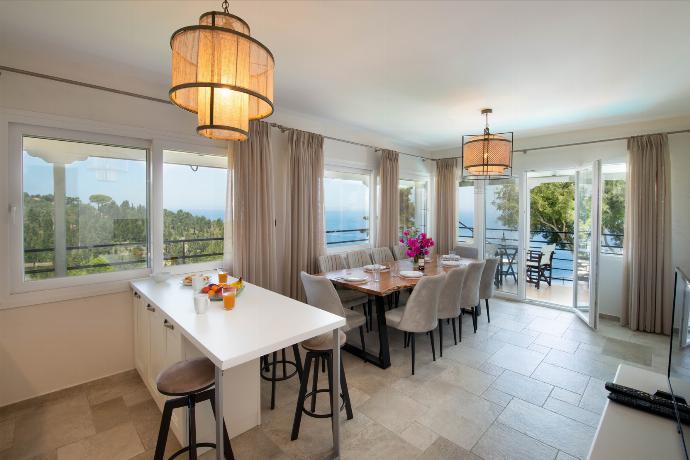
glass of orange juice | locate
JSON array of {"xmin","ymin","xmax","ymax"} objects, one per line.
[
  {"xmin": 222, "ymin": 287, "xmax": 237, "ymax": 310},
  {"xmin": 218, "ymin": 271, "xmax": 228, "ymax": 284}
]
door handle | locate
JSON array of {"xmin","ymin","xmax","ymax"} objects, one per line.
[
  {"xmin": 163, "ymin": 320, "xmax": 174, "ymax": 330},
  {"xmin": 146, "ymin": 304, "xmax": 155, "ymax": 312}
]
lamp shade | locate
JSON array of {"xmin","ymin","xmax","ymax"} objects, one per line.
[
  {"xmin": 462, "ymin": 132, "xmax": 513, "ymax": 177},
  {"xmin": 170, "ymin": 11, "xmax": 274, "ymax": 141}
]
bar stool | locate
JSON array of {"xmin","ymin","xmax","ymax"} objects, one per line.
[
  {"xmin": 291, "ymin": 330, "xmax": 352, "ymax": 441},
  {"xmin": 260, "ymin": 344, "xmax": 303, "ymax": 410},
  {"xmin": 154, "ymin": 357, "xmax": 234, "ymax": 460}
]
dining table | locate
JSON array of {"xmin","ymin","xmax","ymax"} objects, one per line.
[{"xmin": 319, "ymin": 255, "xmax": 472, "ymax": 369}]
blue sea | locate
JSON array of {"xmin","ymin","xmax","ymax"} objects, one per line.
[{"xmin": 326, "ymin": 210, "xmax": 370, "ymax": 246}]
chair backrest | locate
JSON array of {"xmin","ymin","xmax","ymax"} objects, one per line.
[
  {"xmin": 437, "ymin": 267, "xmax": 467, "ymax": 319},
  {"xmin": 540, "ymin": 244, "xmax": 556, "ymax": 265},
  {"xmin": 485, "ymin": 243, "xmax": 498, "ymax": 258},
  {"xmin": 300, "ymin": 272, "xmax": 346, "ymax": 317},
  {"xmin": 454, "ymin": 245, "xmax": 478, "ymax": 259},
  {"xmin": 458, "ymin": 260, "xmax": 486, "ymax": 308},
  {"xmin": 399, "ymin": 273, "xmax": 446, "ymax": 332},
  {"xmin": 371, "ymin": 247, "xmax": 394, "ymax": 265},
  {"xmin": 317, "ymin": 254, "xmax": 347, "ymax": 273},
  {"xmin": 479, "ymin": 258, "xmax": 500, "ymax": 299},
  {"xmin": 347, "ymin": 249, "xmax": 372, "ymax": 268},
  {"xmin": 392, "ymin": 244, "xmax": 408, "ymax": 260}
]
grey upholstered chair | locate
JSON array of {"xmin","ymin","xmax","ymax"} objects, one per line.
[
  {"xmin": 317, "ymin": 254, "xmax": 371, "ymax": 330},
  {"xmin": 392, "ymin": 244, "xmax": 408, "ymax": 260},
  {"xmin": 300, "ymin": 272, "xmax": 367, "ymax": 355},
  {"xmin": 384, "ymin": 273, "xmax": 446, "ymax": 375},
  {"xmin": 371, "ymin": 247, "xmax": 395, "ymax": 265},
  {"xmin": 436, "ymin": 267, "xmax": 467, "ymax": 357},
  {"xmin": 347, "ymin": 250, "xmax": 372, "ymax": 268},
  {"xmin": 454, "ymin": 245, "xmax": 479, "ymax": 259},
  {"xmin": 479, "ymin": 258, "xmax": 500, "ymax": 323},
  {"xmin": 458, "ymin": 260, "xmax": 486, "ymax": 336}
]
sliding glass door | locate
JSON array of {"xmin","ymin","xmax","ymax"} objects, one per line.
[{"xmin": 484, "ymin": 178, "xmax": 520, "ymax": 296}]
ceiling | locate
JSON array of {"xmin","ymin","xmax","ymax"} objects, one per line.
[{"xmin": 2, "ymin": 0, "xmax": 690, "ymax": 152}]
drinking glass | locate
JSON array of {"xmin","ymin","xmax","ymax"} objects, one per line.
[
  {"xmin": 193, "ymin": 294, "xmax": 208, "ymax": 315},
  {"xmin": 223, "ymin": 288, "xmax": 237, "ymax": 310},
  {"xmin": 191, "ymin": 275, "xmax": 205, "ymax": 292},
  {"xmin": 372, "ymin": 267, "xmax": 381, "ymax": 282},
  {"xmin": 218, "ymin": 271, "xmax": 228, "ymax": 284}
]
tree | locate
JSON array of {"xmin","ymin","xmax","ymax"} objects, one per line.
[
  {"xmin": 89, "ymin": 194, "xmax": 113, "ymax": 211},
  {"xmin": 399, "ymin": 186, "xmax": 416, "ymax": 231},
  {"xmin": 601, "ymin": 179, "xmax": 625, "ymax": 250}
]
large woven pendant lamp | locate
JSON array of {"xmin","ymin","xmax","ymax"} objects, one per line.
[
  {"xmin": 169, "ymin": 0, "xmax": 274, "ymax": 141},
  {"xmin": 462, "ymin": 109, "xmax": 513, "ymax": 178}
]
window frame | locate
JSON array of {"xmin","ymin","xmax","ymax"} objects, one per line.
[
  {"xmin": 399, "ymin": 175, "xmax": 430, "ymax": 236},
  {"xmin": 599, "ymin": 162, "xmax": 626, "ymax": 257},
  {"xmin": 456, "ymin": 178, "xmax": 478, "ymax": 245},
  {"xmin": 323, "ymin": 162, "xmax": 375, "ymax": 253},
  {"xmin": 8, "ymin": 123, "xmax": 152, "ymax": 294}
]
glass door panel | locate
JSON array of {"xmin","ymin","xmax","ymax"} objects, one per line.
[
  {"xmin": 485, "ymin": 178, "xmax": 520, "ymax": 295},
  {"xmin": 574, "ymin": 162, "xmax": 600, "ymax": 328}
]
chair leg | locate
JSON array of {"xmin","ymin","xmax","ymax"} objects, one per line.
[
  {"xmin": 153, "ymin": 399, "xmax": 175, "ymax": 460},
  {"xmin": 340, "ymin": 359, "xmax": 354, "ymax": 420},
  {"xmin": 310, "ymin": 354, "xmax": 320, "ymax": 413},
  {"xmin": 472, "ymin": 306, "xmax": 478, "ymax": 333},
  {"xmin": 362, "ymin": 303, "xmax": 369, "ymax": 333},
  {"xmin": 438, "ymin": 319, "xmax": 443, "ymax": 358},
  {"xmin": 485, "ymin": 299, "xmax": 490, "ymax": 323},
  {"xmin": 403, "ymin": 331, "xmax": 408, "ymax": 348},
  {"xmin": 410, "ymin": 333, "xmax": 416, "ymax": 375},
  {"xmin": 359, "ymin": 326, "xmax": 366, "ymax": 361},
  {"xmin": 291, "ymin": 353, "xmax": 313, "ymax": 441},
  {"xmin": 429, "ymin": 329, "xmax": 436, "ymax": 361},
  {"xmin": 282, "ymin": 348, "xmax": 287, "ymax": 376},
  {"xmin": 458, "ymin": 313, "xmax": 463, "ymax": 342},
  {"xmin": 451, "ymin": 317, "xmax": 458, "ymax": 345},
  {"xmin": 270, "ymin": 351, "xmax": 277, "ymax": 410},
  {"xmin": 188, "ymin": 395, "xmax": 197, "ymax": 460},
  {"xmin": 209, "ymin": 391, "xmax": 235, "ymax": 460}
]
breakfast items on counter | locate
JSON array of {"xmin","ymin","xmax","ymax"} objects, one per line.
[
  {"xmin": 202, "ymin": 277, "xmax": 245, "ymax": 301},
  {"xmin": 183, "ymin": 274, "xmax": 209, "ymax": 286}
]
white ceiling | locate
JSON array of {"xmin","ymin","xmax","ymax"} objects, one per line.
[{"xmin": 1, "ymin": 0, "xmax": 690, "ymax": 152}]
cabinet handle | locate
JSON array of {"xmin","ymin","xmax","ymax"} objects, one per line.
[
  {"xmin": 163, "ymin": 320, "xmax": 174, "ymax": 330},
  {"xmin": 134, "ymin": 292, "xmax": 140, "ymax": 299},
  {"xmin": 146, "ymin": 304, "xmax": 155, "ymax": 312}
]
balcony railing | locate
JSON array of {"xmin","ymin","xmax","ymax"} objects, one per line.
[
  {"xmin": 326, "ymin": 227, "xmax": 370, "ymax": 246},
  {"xmin": 24, "ymin": 237, "xmax": 224, "ymax": 276}
]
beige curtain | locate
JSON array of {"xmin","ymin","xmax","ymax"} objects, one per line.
[
  {"xmin": 283, "ymin": 129, "xmax": 326, "ymax": 301},
  {"xmin": 622, "ymin": 134, "xmax": 673, "ymax": 334},
  {"xmin": 435, "ymin": 158, "xmax": 457, "ymax": 256},
  {"xmin": 225, "ymin": 121, "xmax": 276, "ymax": 290},
  {"xmin": 377, "ymin": 149, "xmax": 400, "ymax": 247}
]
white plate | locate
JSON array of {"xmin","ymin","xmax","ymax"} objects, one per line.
[
  {"xmin": 441, "ymin": 260, "xmax": 462, "ymax": 266},
  {"xmin": 343, "ymin": 276, "xmax": 368, "ymax": 283},
  {"xmin": 363, "ymin": 264, "xmax": 389, "ymax": 272},
  {"xmin": 399, "ymin": 270, "xmax": 423, "ymax": 279}
]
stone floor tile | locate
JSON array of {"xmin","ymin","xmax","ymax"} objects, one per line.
[
  {"xmin": 544, "ymin": 349, "xmax": 618, "ymax": 382},
  {"xmin": 436, "ymin": 362, "xmax": 497, "ymax": 395},
  {"xmin": 551, "ymin": 387, "xmax": 582, "ymax": 406},
  {"xmin": 418, "ymin": 436, "xmax": 481, "ymax": 460},
  {"xmin": 491, "ymin": 370, "xmax": 554, "ymax": 406},
  {"xmin": 532, "ymin": 363, "xmax": 589, "ymax": 394},
  {"xmin": 492, "ymin": 329, "xmax": 537, "ymax": 348},
  {"xmin": 481, "ymin": 388, "xmax": 513, "ymax": 407},
  {"xmin": 488, "ymin": 344, "xmax": 545, "ymax": 376},
  {"xmin": 529, "ymin": 344, "xmax": 552, "ymax": 355},
  {"xmin": 90, "ymin": 397, "xmax": 130, "ymax": 433},
  {"xmin": 0, "ymin": 418, "xmax": 15, "ymax": 451},
  {"xmin": 556, "ymin": 450, "xmax": 579, "ymax": 460},
  {"xmin": 601, "ymin": 337, "xmax": 653, "ymax": 366},
  {"xmin": 398, "ymin": 421, "xmax": 439, "ymax": 452},
  {"xmin": 56, "ymin": 422, "xmax": 144, "ymax": 460},
  {"xmin": 340, "ymin": 423, "xmax": 421, "ymax": 460},
  {"xmin": 358, "ymin": 389, "xmax": 428, "ymax": 434},
  {"xmin": 535, "ymin": 334, "xmax": 580, "ymax": 353},
  {"xmin": 472, "ymin": 422, "xmax": 558, "ymax": 460},
  {"xmin": 579, "ymin": 378, "xmax": 608, "ymax": 415},
  {"xmin": 544, "ymin": 397, "xmax": 601, "ymax": 428}
]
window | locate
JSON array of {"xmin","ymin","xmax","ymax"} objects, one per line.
[
  {"xmin": 457, "ymin": 180, "xmax": 475, "ymax": 243},
  {"xmin": 324, "ymin": 169, "xmax": 371, "ymax": 247},
  {"xmin": 163, "ymin": 150, "xmax": 226, "ymax": 266},
  {"xmin": 21, "ymin": 136, "xmax": 148, "ymax": 280},
  {"xmin": 399, "ymin": 178, "xmax": 428, "ymax": 234},
  {"xmin": 600, "ymin": 163, "xmax": 626, "ymax": 255}
]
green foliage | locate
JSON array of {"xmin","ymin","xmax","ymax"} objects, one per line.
[
  {"xmin": 601, "ymin": 179, "xmax": 625, "ymax": 249},
  {"xmin": 399, "ymin": 186, "xmax": 416, "ymax": 231}
]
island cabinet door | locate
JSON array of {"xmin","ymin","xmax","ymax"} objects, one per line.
[
  {"xmin": 148, "ymin": 308, "xmax": 167, "ymax": 403},
  {"xmin": 132, "ymin": 291, "xmax": 150, "ymax": 379}
]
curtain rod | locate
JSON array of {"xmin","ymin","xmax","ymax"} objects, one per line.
[
  {"xmin": 0, "ymin": 65, "xmax": 431, "ymax": 161},
  {"xmin": 265, "ymin": 122, "xmax": 429, "ymax": 160}
]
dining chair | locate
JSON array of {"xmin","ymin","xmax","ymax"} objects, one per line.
[
  {"xmin": 392, "ymin": 244, "xmax": 408, "ymax": 260},
  {"xmin": 436, "ymin": 267, "xmax": 467, "ymax": 357},
  {"xmin": 346, "ymin": 249, "xmax": 373, "ymax": 268},
  {"xmin": 458, "ymin": 260, "xmax": 486, "ymax": 336},
  {"xmin": 317, "ymin": 254, "xmax": 372, "ymax": 331},
  {"xmin": 453, "ymin": 246, "xmax": 479, "ymax": 259},
  {"xmin": 384, "ymin": 273, "xmax": 446, "ymax": 375},
  {"xmin": 371, "ymin": 247, "xmax": 395, "ymax": 265},
  {"xmin": 438, "ymin": 267, "xmax": 467, "ymax": 356},
  {"xmin": 300, "ymin": 272, "xmax": 367, "ymax": 355},
  {"xmin": 478, "ymin": 258, "xmax": 499, "ymax": 323}
]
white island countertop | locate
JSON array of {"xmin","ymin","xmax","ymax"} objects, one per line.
[{"xmin": 131, "ymin": 275, "xmax": 346, "ymax": 370}]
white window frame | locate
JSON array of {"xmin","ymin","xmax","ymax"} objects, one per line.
[
  {"xmin": 399, "ymin": 174, "xmax": 431, "ymax": 236},
  {"xmin": 158, "ymin": 142, "xmax": 228, "ymax": 275},
  {"xmin": 456, "ymin": 176, "xmax": 480, "ymax": 246},
  {"xmin": 324, "ymin": 162, "xmax": 376, "ymax": 253},
  {"xmin": 8, "ymin": 123, "xmax": 152, "ymax": 294}
]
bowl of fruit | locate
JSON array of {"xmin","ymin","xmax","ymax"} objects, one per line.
[{"xmin": 201, "ymin": 277, "xmax": 245, "ymax": 301}]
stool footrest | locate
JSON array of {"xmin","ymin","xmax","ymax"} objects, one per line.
[{"xmin": 169, "ymin": 442, "xmax": 216, "ymax": 460}]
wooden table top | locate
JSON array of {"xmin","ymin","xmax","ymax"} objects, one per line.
[{"xmin": 319, "ymin": 255, "xmax": 474, "ymax": 297}]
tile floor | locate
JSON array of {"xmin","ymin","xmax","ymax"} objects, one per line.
[{"xmin": 0, "ymin": 298, "xmax": 671, "ymax": 460}]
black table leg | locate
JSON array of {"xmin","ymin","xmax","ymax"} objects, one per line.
[{"xmin": 342, "ymin": 295, "xmax": 391, "ymax": 369}]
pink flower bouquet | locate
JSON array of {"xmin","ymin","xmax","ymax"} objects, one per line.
[{"xmin": 399, "ymin": 228, "xmax": 435, "ymax": 260}]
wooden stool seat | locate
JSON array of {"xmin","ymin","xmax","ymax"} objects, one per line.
[
  {"xmin": 156, "ymin": 357, "xmax": 215, "ymax": 396},
  {"xmin": 301, "ymin": 330, "xmax": 346, "ymax": 351}
]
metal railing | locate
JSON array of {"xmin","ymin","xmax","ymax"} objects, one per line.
[
  {"xmin": 326, "ymin": 227, "xmax": 369, "ymax": 246},
  {"xmin": 24, "ymin": 236, "xmax": 224, "ymax": 276}
]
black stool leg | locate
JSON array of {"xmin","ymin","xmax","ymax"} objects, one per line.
[
  {"xmin": 472, "ymin": 306, "xmax": 478, "ymax": 333},
  {"xmin": 429, "ymin": 329, "xmax": 436, "ymax": 361},
  {"xmin": 282, "ymin": 348, "xmax": 287, "ymax": 376},
  {"xmin": 153, "ymin": 399, "xmax": 175, "ymax": 460},
  {"xmin": 451, "ymin": 317, "xmax": 458, "ymax": 345},
  {"xmin": 291, "ymin": 353, "xmax": 313, "ymax": 440},
  {"xmin": 325, "ymin": 352, "xmax": 335, "ymax": 417},
  {"xmin": 292, "ymin": 344, "xmax": 303, "ymax": 380},
  {"xmin": 340, "ymin": 359, "xmax": 354, "ymax": 420},
  {"xmin": 270, "ymin": 351, "xmax": 278, "ymax": 410},
  {"xmin": 209, "ymin": 392, "xmax": 235, "ymax": 460},
  {"xmin": 310, "ymin": 354, "xmax": 320, "ymax": 413},
  {"xmin": 188, "ymin": 394, "xmax": 197, "ymax": 460},
  {"xmin": 438, "ymin": 319, "xmax": 443, "ymax": 357}
]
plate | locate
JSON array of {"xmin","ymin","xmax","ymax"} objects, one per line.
[
  {"xmin": 399, "ymin": 270, "xmax": 423, "ymax": 279},
  {"xmin": 182, "ymin": 275, "xmax": 209, "ymax": 286},
  {"xmin": 363, "ymin": 264, "xmax": 389, "ymax": 272},
  {"xmin": 441, "ymin": 260, "xmax": 462, "ymax": 266},
  {"xmin": 343, "ymin": 276, "xmax": 368, "ymax": 283}
]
